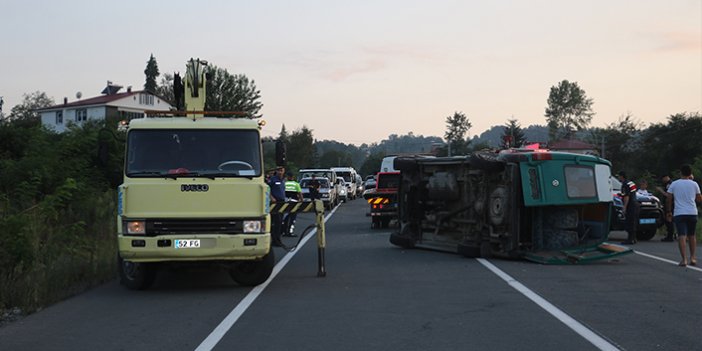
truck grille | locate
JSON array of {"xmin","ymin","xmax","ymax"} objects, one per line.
[{"xmin": 146, "ymin": 219, "xmax": 243, "ymax": 235}]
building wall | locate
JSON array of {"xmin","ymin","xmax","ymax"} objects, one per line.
[
  {"xmin": 41, "ymin": 106, "xmax": 107, "ymax": 133},
  {"xmin": 40, "ymin": 92, "xmax": 172, "ymax": 133}
]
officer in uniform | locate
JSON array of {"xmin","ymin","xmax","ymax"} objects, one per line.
[
  {"xmin": 283, "ymin": 171, "xmax": 303, "ymax": 237},
  {"xmin": 617, "ymin": 171, "xmax": 640, "ymax": 245},
  {"xmin": 656, "ymin": 175, "xmax": 676, "ymax": 242},
  {"xmin": 268, "ymin": 166, "xmax": 286, "ymax": 246}
]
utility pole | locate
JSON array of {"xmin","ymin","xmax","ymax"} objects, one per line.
[{"xmin": 600, "ymin": 135, "xmax": 606, "ymax": 159}]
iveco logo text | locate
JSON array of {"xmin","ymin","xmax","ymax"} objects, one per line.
[{"xmin": 181, "ymin": 184, "xmax": 209, "ymax": 192}]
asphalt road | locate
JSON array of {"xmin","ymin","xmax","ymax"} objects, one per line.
[{"xmin": 1, "ymin": 199, "xmax": 700, "ymax": 351}]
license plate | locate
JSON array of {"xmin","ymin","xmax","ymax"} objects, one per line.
[
  {"xmin": 639, "ymin": 218, "xmax": 655, "ymax": 224},
  {"xmin": 174, "ymin": 239, "xmax": 200, "ymax": 249}
]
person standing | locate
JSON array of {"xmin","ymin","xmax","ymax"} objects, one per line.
[
  {"xmin": 666, "ymin": 165, "xmax": 701, "ymax": 266},
  {"xmin": 268, "ymin": 166, "xmax": 286, "ymax": 246},
  {"xmin": 617, "ymin": 171, "xmax": 640, "ymax": 245},
  {"xmin": 656, "ymin": 175, "xmax": 676, "ymax": 242},
  {"xmin": 283, "ymin": 171, "xmax": 303, "ymax": 237}
]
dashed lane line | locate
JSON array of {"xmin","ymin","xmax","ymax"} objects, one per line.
[
  {"xmin": 195, "ymin": 206, "xmax": 339, "ymax": 351},
  {"xmin": 477, "ymin": 258, "xmax": 620, "ymax": 351}
]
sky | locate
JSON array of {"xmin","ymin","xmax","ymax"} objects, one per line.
[{"xmin": 1, "ymin": 0, "xmax": 700, "ymax": 145}]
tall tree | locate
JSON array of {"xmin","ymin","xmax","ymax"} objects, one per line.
[
  {"xmin": 444, "ymin": 111, "xmax": 472, "ymax": 156},
  {"xmin": 6, "ymin": 91, "xmax": 54, "ymax": 127},
  {"xmin": 545, "ymin": 80, "xmax": 594, "ymax": 141},
  {"xmin": 205, "ymin": 65, "xmax": 263, "ymax": 117},
  {"xmin": 287, "ymin": 126, "xmax": 315, "ymax": 169},
  {"xmin": 143, "ymin": 54, "xmax": 160, "ymax": 93},
  {"xmin": 500, "ymin": 119, "xmax": 526, "ymax": 148}
]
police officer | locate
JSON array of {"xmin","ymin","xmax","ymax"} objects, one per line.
[
  {"xmin": 656, "ymin": 175, "xmax": 676, "ymax": 242},
  {"xmin": 283, "ymin": 171, "xmax": 303, "ymax": 237},
  {"xmin": 268, "ymin": 166, "xmax": 286, "ymax": 246},
  {"xmin": 617, "ymin": 171, "xmax": 640, "ymax": 245}
]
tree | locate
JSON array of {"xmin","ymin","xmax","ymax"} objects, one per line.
[
  {"xmin": 637, "ymin": 112, "xmax": 702, "ymax": 177},
  {"xmin": 205, "ymin": 65, "xmax": 263, "ymax": 117},
  {"xmin": 500, "ymin": 119, "xmax": 526, "ymax": 148},
  {"xmin": 545, "ymin": 80, "xmax": 594, "ymax": 141},
  {"xmin": 588, "ymin": 112, "xmax": 642, "ymax": 172},
  {"xmin": 144, "ymin": 54, "xmax": 160, "ymax": 93},
  {"xmin": 444, "ymin": 111, "xmax": 472, "ymax": 156},
  {"xmin": 359, "ymin": 151, "xmax": 385, "ymax": 177},
  {"xmin": 6, "ymin": 91, "xmax": 54, "ymax": 127},
  {"xmin": 287, "ymin": 126, "xmax": 315, "ymax": 169},
  {"xmin": 155, "ymin": 73, "xmax": 174, "ymax": 104},
  {"xmin": 318, "ymin": 150, "xmax": 353, "ymax": 168}
]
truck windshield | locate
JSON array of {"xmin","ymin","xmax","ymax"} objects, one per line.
[
  {"xmin": 377, "ymin": 173, "xmax": 400, "ymax": 189},
  {"xmin": 126, "ymin": 129, "xmax": 262, "ymax": 178}
]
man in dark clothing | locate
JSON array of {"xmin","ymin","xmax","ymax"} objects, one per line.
[
  {"xmin": 308, "ymin": 175, "xmax": 321, "ymax": 200},
  {"xmin": 268, "ymin": 166, "xmax": 286, "ymax": 246},
  {"xmin": 617, "ymin": 171, "xmax": 640, "ymax": 245},
  {"xmin": 656, "ymin": 175, "xmax": 676, "ymax": 242}
]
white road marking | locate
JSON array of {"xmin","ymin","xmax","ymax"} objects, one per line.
[
  {"xmin": 477, "ymin": 258, "xmax": 620, "ymax": 351},
  {"xmin": 195, "ymin": 206, "xmax": 338, "ymax": 351},
  {"xmin": 635, "ymin": 250, "xmax": 702, "ymax": 272}
]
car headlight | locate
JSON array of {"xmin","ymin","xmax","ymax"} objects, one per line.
[
  {"xmin": 243, "ymin": 220, "xmax": 263, "ymax": 233},
  {"xmin": 126, "ymin": 220, "xmax": 146, "ymax": 235}
]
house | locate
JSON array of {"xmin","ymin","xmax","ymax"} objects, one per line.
[
  {"xmin": 548, "ymin": 139, "xmax": 599, "ymax": 155},
  {"xmin": 38, "ymin": 83, "xmax": 173, "ymax": 133}
]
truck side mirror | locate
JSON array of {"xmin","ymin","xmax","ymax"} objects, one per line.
[{"xmin": 275, "ymin": 140, "xmax": 287, "ymax": 166}]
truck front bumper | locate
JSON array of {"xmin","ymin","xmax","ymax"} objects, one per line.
[{"xmin": 118, "ymin": 234, "xmax": 271, "ymax": 262}]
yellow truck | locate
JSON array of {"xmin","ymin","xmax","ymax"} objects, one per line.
[{"xmin": 116, "ymin": 59, "xmax": 278, "ymax": 289}]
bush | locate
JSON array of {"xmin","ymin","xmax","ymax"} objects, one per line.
[{"xmin": 0, "ymin": 120, "xmax": 122, "ymax": 314}]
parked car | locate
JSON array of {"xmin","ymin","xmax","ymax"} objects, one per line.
[
  {"xmin": 300, "ymin": 177, "xmax": 337, "ymax": 210},
  {"xmin": 610, "ymin": 176, "xmax": 664, "ymax": 241}
]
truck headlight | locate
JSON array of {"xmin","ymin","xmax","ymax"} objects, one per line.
[
  {"xmin": 243, "ymin": 220, "xmax": 262, "ymax": 233},
  {"xmin": 126, "ymin": 220, "xmax": 146, "ymax": 235}
]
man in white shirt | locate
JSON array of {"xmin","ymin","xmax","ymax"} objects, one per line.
[{"xmin": 666, "ymin": 165, "xmax": 702, "ymax": 266}]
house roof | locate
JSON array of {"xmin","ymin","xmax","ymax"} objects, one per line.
[
  {"xmin": 549, "ymin": 139, "xmax": 595, "ymax": 150},
  {"xmin": 37, "ymin": 90, "xmax": 166, "ymax": 111}
]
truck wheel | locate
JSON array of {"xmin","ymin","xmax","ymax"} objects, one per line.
[
  {"xmin": 118, "ymin": 255, "xmax": 156, "ymax": 290},
  {"xmin": 372, "ymin": 217, "xmax": 380, "ymax": 229},
  {"xmin": 229, "ymin": 250, "xmax": 275, "ymax": 286},
  {"xmin": 390, "ymin": 232, "xmax": 415, "ymax": 248},
  {"xmin": 637, "ymin": 230, "xmax": 656, "ymax": 241}
]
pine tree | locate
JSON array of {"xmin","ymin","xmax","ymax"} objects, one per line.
[{"xmin": 144, "ymin": 54, "xmax": 160, "ymax": 93}]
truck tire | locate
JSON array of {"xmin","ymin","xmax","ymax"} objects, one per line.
[
  {"xmin": 229, "ymin": 250, "xmax": 275, "ymax": 286},
  {"xmin": 637, "ymin": 230, "xmax": 656, "ymax": 241},
  {"xmin": 389, "ymin": 232, "xmax": 415, "ymax": 249},
  {"xmin": 118, "ymin": 255, "xmax": 156, "ymax": 290}
]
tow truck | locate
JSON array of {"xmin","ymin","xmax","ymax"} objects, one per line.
[
  {"xmin": 389, "ymin": 149, "xmax": 633, "ymax": 264},
  {"xmin": 365, "ymin": 171, "xmax": 401, "ymax": 228},
  {"xmin": 116, "ymin": 58, "xmax": 283, "ymax": 289}
]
